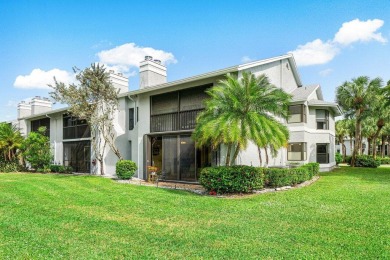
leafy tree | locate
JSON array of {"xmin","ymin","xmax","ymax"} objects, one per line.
[
  {"xmin": 22, "ymin": 126, "xmax": 52, "ymax": 171},
  {"xmin": 0, "ymin": 122, "xmax": 24, "ymax": 162},
  {"xmin": 193, "ymin": 72, "xmax": 291, "ymax": 166},
  {"xmin": 50, "ymin": 64, "xmax": 122, "ymax": 175},
  {"xmin": 336, "ymin": 76, "xmax": 382, "ymax": 166}
]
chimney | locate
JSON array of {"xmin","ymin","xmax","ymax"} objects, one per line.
[
  {"xmin": 31, "ymin": 96, "xmax": 52, "ymax": 115},
  {"xmin": 139, "ymin": 56, "xmax": 167, "ymax": 89},
  {"xmin": 108, "ymin": 70, "xmax": 129, "ymax": 94},
  {"xmin": 17, "ymin": 101, "xmax": 31, "ymax": 119}
]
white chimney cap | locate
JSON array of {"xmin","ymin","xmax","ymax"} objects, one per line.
[
  {"xmin": 145, "ymin": 56, "xmax": 153, "ymax": 61},
  {"xmin": 153, "ymin": 59, "xmax": 161, "ymax": 65}
]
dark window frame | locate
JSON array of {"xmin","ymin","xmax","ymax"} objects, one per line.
[
  {"xmin": 129, "ymin": 108, "xmax": 134, "ymax": 130},
  {"xmin": 316, "ymin": 109, "xmax": 329, "ymax": 130},
  {"xmin": 288, "ymin": 104, "xmax": 306, "ymax": 123},
  {"xmin": 31, "ymin": 118, "xmax": 50, "ymax": 137},
  {"xmin": 287, "ymin": 142, "xmax": 307, "ymax": 161},
  {"xmin": 316, "ymin": 143, "xmax": 329, "ymax": 164},
  {"xmin": 63, "ymin": 114, "xmax": 91, "ymax": 140}
]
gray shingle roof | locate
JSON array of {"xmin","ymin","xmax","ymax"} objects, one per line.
[{"xmin": 291, "ymin": 84, "xmax": 319, "ymax": 101}]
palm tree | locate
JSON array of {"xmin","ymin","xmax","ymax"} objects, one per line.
[
  {"xmin": 0, "ymin": 123, "xmax": 24, "ymax": 162},
  {"xmin": 369, "ymin": 87, "xmax": 390, "ymax": 158},
  {"xmin": 336, "ymin": 76, "xmax": 383, "ymax": 166},
  {"xmin": 193, "ymin": 72, "xmax": 291, "ymax": 166},
  {"xmin": 336, "ymin": 120, "xmax": 348, "ymax": 160},
  {"xmin": 361, "ymin": 117, "xmax": 377, "ymax": 155}
]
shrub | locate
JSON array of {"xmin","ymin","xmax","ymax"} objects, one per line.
[
  {"xmin": 50, "ymin": 165, "xmax": 72, "ymax": 174},
  {"xmin": 22, "ymin": 127, "xmax": 52, "ymax": 171},
  {"xmin": 199, "ymin": 165, "xmax": 264, "ymax": 194},
  {"xmin": 378, "ymin": 157, "xmax": 390, "ymax": 164},
  {"xmin": 116, "ymin": 160, "xmax": 137, "ymax": 179},
  {"xmin": 37, "ymin": 165, "xmax": 51, "ymax": 173},
  {"xmin": 265, "ymin": 164, "xmax": 317, "ymax": 188},
  {"xmin": 264, "ymin": 168, "xmax": 291, "ymax": 187},
  {"xmin": 0, "ymin": 159, "xmax": 22, "ymax": 173},
  {"xmin": 335, "ymin": 152, "xmax": 342, "ymax": 165},
  {"xmin": 354, "ymin": 155, "xmax": 381, "ymax": 168},
  {"xmin": 345, "ymin": 156, "xmax": 352, "ymax": 164}
]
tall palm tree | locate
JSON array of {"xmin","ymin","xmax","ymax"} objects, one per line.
[
  {"xmin": 336, "ymin": 76, "xmax": 383, "ymax": 166},
  {"xmin": 336, "ymin": 120, "xmax": 348, "ymax": 160},
  {"xmin": 193, "ymin": 72, "xmax": 291, "ymax": 166},
  {"xmin": 0, "ymin": 123, "xmax": 24, "ymax": 162},
  {"xmin": 361, "ymin": 117, "xmax": 377, "ymax": 155},
  {"xmin": 369, "ymin": 86, "xmax": 390, "ymax": 158}
]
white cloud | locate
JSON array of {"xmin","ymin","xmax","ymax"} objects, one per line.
[
  {"xmin": 14, "ymin": 68, "xmax": 74, "ymax": 89},
  {"xmin": 319, "ymin": 68, "xmax": 333, "ymax": 77},
  {"xmin": 97, "ymin": 43, "xmax": 177, "ymax": 75},
  {"xmin": 290, "ymin": 39, "xmax": 339, "ymax": 66},
  {"xmin": 241, "ymin": 56, "xmax": 253, "ymax": 63},
  {"xmin": 334, "ymin": 19, "xmax": 387, "ymax": 45},
  {"xmin": 291, "ymin": 18, "xmax": 386, "ymax": 67}
]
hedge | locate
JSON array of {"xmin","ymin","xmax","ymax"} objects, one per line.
[
  {"xmin": 116, "ymin": 160, "xmax": 137, "ymax": 179},
  {"xmin": 199, "ymin": 165, "xmax": 264, "ymax": 194},
  {"xmin": 50, "ymin": 164, "xmax": 73, "ymax": 174},
  {"xmin": 200, "ymin": 163, "xmax": 320, "ymax": 193}
]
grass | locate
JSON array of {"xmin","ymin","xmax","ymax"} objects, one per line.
[{"xmin": 0, "ymin": 167, "xmax": 389, "ymax": 259}]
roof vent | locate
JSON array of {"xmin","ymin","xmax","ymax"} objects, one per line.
[
  {"xmin": 153, "ymin": 59, "xmax": 161, "ymax": 65},
  {"xmin": 145, "ymin": 56, "xmax": 153, "ymax": 61}
]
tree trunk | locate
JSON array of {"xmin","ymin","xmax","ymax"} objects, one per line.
[
  {"xmin": 381, "ymin": 135, "xmax": 386, "ymax": 158},
  {"xmin": 372, "ymin": 122, "xmax": 384, "ymax": 159},
  {"xmin": 225, "ymin": 143, "xmax": 232, "ymax": 166},
  {"xmin": 264, "ymin": 147, "xmax": 269, "ymax": 165},
  {"xmin": 368, "ymin": 138, "xmax": 371, "ymax": 155},
  {"xmin": 351, "ymin": 118, "xmax": 362, "ymax": 167},
  {"xmin": 99, "ymin": 158, "xmax": 104, "ymax": 175},
  {"xmin": 231, "ymin": 142, "xmax": 241, "ymax": 165},
  {"xmin": 257, "ymin": 146, "xmax": 262, "ymax": 167},
  {"xmin": 350, "ymin": 135, "xmax": 353, "ymax": 157},
  {"xmin": 342, "ymin": 143, "xmax": 347, "ymax": 162}
]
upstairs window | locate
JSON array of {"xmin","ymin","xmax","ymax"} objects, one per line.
[
  {"xmin": 63, "ymin": 114, "xmax": 91, "ymax": 139},
  {"xmin": 31, "ymin": 118, "xmax": 50, "ymax": 137},
  {"xmin": 316, "ymin": 109, "xmax": 329, "ymax": 130},
  {"xmin": 287, "ymin": 142, "xmax": 307, "ymax": 161},
  {"xmin": 288, "ymin": 105, "xmax": 306, "ymax": 123},
  {"xmin": 129, "ymin": 108, "xmax": 134, "ymax": 130}
]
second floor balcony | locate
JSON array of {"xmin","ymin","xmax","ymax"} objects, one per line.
[{"xmin": 150, "ymin": 109, "xmax": 203, "ymax": 132}]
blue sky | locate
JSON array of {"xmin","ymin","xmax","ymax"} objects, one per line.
[{"xmin": 1, "ymin": 0, "xmax": 389, "ymax": 122}]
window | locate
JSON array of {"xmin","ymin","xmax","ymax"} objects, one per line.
[
  {"xmin": 137, "ymin": 107, "xmax": 139, "ymax": 122},
  {"xmin": 31, "ymin": 118, "xmax": 50, "ymax": 137},
  {"xmin": 287, "ymin": 142, "xmax": 307, "ymax": 161},
  {"xmin": 288, "ymin": 105, "xmax": 306, "ymax": 123},
  {"xmin": 316, "ymin": 109, "xmax": 329, "ymax": 130},
  {"xmin": 63, "ymin": 114, "xmax": 91, "ymax": 139},
  {"xmin": 317, "ymin": 143, "xmax": 329, "ymax": 164},
  {"xmin": 129, "ymin": 108, "xmax": 134, "ymax": 130}
]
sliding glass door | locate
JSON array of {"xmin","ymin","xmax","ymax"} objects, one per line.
[{"xmin": 149, "ymin": 134, "xmax": 214, "ymax": 182}]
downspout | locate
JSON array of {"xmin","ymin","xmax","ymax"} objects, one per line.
[
  {"xmin": 45, "ymin": 114, "xmax": 56, "ymax": 163},
  {"xmin": 127, "ymin": 94, "xmax": 139, "ymax": 178}
]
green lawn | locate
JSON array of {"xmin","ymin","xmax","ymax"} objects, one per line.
[{"xmin": 0, "ymin": 167, "xmax": 389, "ymax": 259}]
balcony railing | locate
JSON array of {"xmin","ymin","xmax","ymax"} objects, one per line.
[{"xmin": 151, "ymin": 109, "xmax": 203, "ymax": 132}]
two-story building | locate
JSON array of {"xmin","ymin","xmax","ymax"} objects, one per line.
[{"xmin": 16, "ymin": 54, "xmax": 341, "ymax": 181}]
